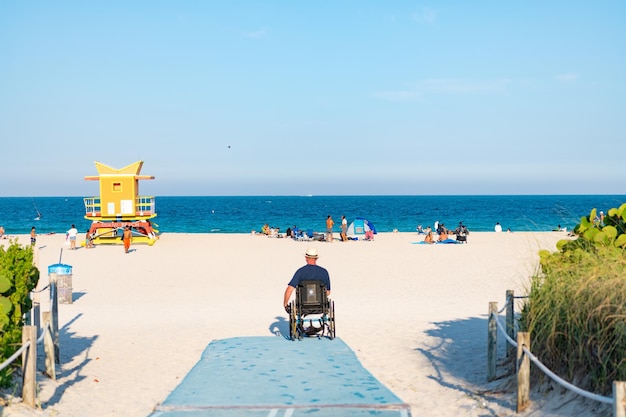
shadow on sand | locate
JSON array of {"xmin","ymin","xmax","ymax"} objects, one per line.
[
  {"xmin": 417, "ymin": 315, "xmax": 515, "ymax": 415},
  {"xmin": 38, "ymin": 313, "xmax": 98, "ymax": 408}
]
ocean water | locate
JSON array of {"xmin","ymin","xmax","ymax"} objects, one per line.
[{"xmin": 0, "ymin": 195, "xmax": 624, "ymax": 236}]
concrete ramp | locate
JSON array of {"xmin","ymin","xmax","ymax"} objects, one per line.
[{"xmin": 150, "ymin": 336, "xmax": 411, "ymax": 417}]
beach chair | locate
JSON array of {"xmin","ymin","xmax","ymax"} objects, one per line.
[
  {"xmin": 295, "ymin": 229, "xmax": 310, "ymax": 241},
  {"xmin": 454, "ymin": 222, "xmax": 469, "ymax": 243},
  {"xmin": 288, "ymin": 280, "xmax": 335, "ymax": 340}
]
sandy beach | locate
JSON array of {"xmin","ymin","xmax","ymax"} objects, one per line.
[{"xmin": 0, "ymin": 231, "xmax": 606, "ymax": 416}]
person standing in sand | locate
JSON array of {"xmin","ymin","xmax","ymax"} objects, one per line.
[
  {"xmin": 30, "ymin": 226, "xmax": 36, "ymax": 247},
  {"xmin": 283, "ymin": 247, "xmax": 331, "ymax": 313},
  {"xmin": 326, "ymin": 215, "xmax": 334, "ymax": 242},
  {"xmin": 67, "ymin": 224, "xmax": 78, "ymax": 250},
  {"xmin": 340, "ymin": 215, "xmax": 348, "ymax": 242},
  {"xmin": 122, "ymin": 226, "xmax": 132, "ymax": 254},
  {"xmin": 85, "ymin": 229, "xmax": 94, "ymax": 248}
]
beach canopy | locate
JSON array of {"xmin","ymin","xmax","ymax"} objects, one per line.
[{"xmin": 347, "ymin": 218, "xmax": 377, "ymax": 236}]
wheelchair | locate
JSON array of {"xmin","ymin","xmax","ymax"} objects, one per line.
[{"xmin": 288, "ymin": 280, "xmax": 336, "ymax": 340}]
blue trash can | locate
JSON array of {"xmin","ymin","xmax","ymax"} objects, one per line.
[{"xmin": 48, "ymin": 263, "xmax": 73, "ymax": 304}]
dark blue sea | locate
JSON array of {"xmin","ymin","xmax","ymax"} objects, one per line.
[{"xmin": 0, "ymin": 195, "xmax": 624, "ymax": 236}]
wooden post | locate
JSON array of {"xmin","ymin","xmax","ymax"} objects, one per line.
[
  {"xmin": 614, "ymin": 381, "xmax": 626, "ymax": 417},
  {"xmin": 25, "ymin": 293, "xmax": 32, "ymax": 326},
  {"xmin": 32, "ymin": 290, "xmax": 41, "ymax": 333},
  {"xmin": 506, "ymin": 290, "xmax": 515, "ymax": 358},
  {"xmin": 42, "ymin": 312, "xmax": 56, "ymax": 380},
  {"xmin": 517, "ymin": 332, "xmax": 531, "ymax": 412},
  {"xmin": 49, "ymin": 273, "xmax": 60, "ymax": 363},
  {"xmin": 487, "ymin": 302, "xmax": 497, "ymax": 381},
  {"xmin": 21, "ymin": 326, "xmax": 37, "ymax": 408}
]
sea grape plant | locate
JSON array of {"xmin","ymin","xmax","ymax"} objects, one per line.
[
  {"xmin": 556, "ymin": 203, "xmax": 626, "ymax": 253},
  {"xmin": 0, "ymin": 240, "xmax": 40, "ymax": 387}
]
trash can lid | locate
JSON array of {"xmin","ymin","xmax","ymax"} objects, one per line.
[{"xmin": 48, "ymin": 263, "xmax": 72, "ymax": 274}]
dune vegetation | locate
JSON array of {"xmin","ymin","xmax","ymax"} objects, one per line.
[{"xmin": 519, "ymin": 203, "xmax": 626, "ymax": 395}]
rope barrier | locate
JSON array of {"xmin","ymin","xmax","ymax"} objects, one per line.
[
  {"xmin": 491, "ymin": 310, "xmax": 517, "ymax": 347},
  {"xmin": 520, "ymin": 345, "xmax": 612, "ymax": 404},
  {"xmin": 32, "ymin": 284, "xmax": 50, "ymax": 293},
  {"xmin": 0, "ymin": 340, "xmax": 31, "ymax": 372},
  {"xmin": 36, "ymin": 321, "xmax": 50, "ymax": 344},
  {"xmin": 497, "ymin": 303, "xmax": 507, "ymax": 315},
  {"xmin": 0, "ymin": 322, "xmax": 51, "ymax": 372},
  {"xmin": 491, "ymin": 300, "xmax": 613, "ymax": 406}
]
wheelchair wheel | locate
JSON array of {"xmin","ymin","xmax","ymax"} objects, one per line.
[
  {"xmin": 289, "ymin": 301, "xmax": 298, "ymax": 341},
  {"xmin": 328, "ymin": 300, "xmax": 336, "ymax": 339}
]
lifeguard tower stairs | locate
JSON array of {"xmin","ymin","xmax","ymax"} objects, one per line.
[{"xmin": 83, "ymin": 161, "xmax": 159, "ymax": 246}]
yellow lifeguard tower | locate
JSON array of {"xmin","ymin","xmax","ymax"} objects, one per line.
[{"xmin": 83, "ymin": 161, "xmax": 159, "ymax": 246}]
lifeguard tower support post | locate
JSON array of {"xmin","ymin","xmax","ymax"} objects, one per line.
[{"xmin": 83, "ymin": 161, "xmax": 159, "ymax": 246}]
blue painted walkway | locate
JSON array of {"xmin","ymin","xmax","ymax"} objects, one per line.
[{"xmin": 150, "ymin": 336, "xmax": 411, "ymax": 417}]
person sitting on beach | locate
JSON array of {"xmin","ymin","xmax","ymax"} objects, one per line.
[
  {"xmin": 416, "ymin": 225, "xmax": 425, "ymax": 234},
  {"xmin": 424, "ymin": 231, "xmax": 434, "ymax": 244},
  {"xmin": 0, "ymin": 226, "xmax": 5, "ymax": 239},
  {"xmin": 261, "ymin": 224, "xmax": 270, "ymax": 235},
  {"xmin": 283, "ymin": 247, "xmax": 332, "ymax": 335},
  {"xmin": 283, "ymin": 247, "xmax": 331, "ymax": 313},
  {"xmin": 364, "ymin": 230, "xmax": 374, "ymax": 241},
  {"xmin": 454, "ymin": 222, "xmax": 469, "ymax": 243},
  {"xmin": 438, "ymin": 230, "xmax": 448, "ymax": 242},
  {"xmin": 269, "ymin": 227, "xmax": 280, "ymax": 238}
]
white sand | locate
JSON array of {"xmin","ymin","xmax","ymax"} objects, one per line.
[{"xmin": 1, "ymin": 231, "xmax": 607, "ymax": 416}]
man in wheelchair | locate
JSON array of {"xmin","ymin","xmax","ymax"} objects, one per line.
[{"xmin": 283, "ymin": 247, "xmax": 335, "ymax": 339}]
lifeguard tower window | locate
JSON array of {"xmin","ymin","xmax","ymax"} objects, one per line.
[{"xmin": 113, "ymin": 183, "xmax": 121, "ymax": 191}]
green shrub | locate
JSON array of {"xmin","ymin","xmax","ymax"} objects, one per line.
[
  {"xmin": 519, "ymin": 203, "xmax": 626, "ymax": 394},
  {"xmin": 0, "ymin": 240, "xmax": 40, "ymax": 387}
]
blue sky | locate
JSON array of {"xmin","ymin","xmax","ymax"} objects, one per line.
[{"xmin": 1, "ymin": 1, "xmax": 624, "ymax": 197}]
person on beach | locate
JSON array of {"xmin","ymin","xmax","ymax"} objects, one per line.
[
  {"xmin": 122, "ymin": 226, "xmax": 132, "ymax": 254},
  {"xmin": 326, "ymin": 215, "xmax": 334, "ymax": 242},
  {"xmin": 424, "ymin": 231, "xmax": 434, "ymax": 244},
  {"xmin": 283, "ymin": 247, "xmax": 331, "ymax": 313},
  {"xmin": 494, "ymin": 222, "xmax": 503, "ymax": 232},
  {"xmin": 85, "ymin": 229, "xmax": 94, "ymax": 248},
  {"xmin": 340, "ymin": 215, "xmax": 348, "ymax": 242},
  {"xmin": 0, "ymin": 226, "xmax": 5, "ymax": 239},
  {"xmin": 30, "ymin": 227, "xmax": 36, "ymax": 247},
  {"xmin": 67, "ymin": 224, "xmax": 78, "ymax": 250}
]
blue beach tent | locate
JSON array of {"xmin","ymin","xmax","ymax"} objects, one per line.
[{"xmin": 347, "ymin": 218, "xmax": 377, "ymax": 236}]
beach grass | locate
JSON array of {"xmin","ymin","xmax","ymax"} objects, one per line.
[{"xmin": 520, "ymin": 238, "xmax": 626, "ymax": 395}]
